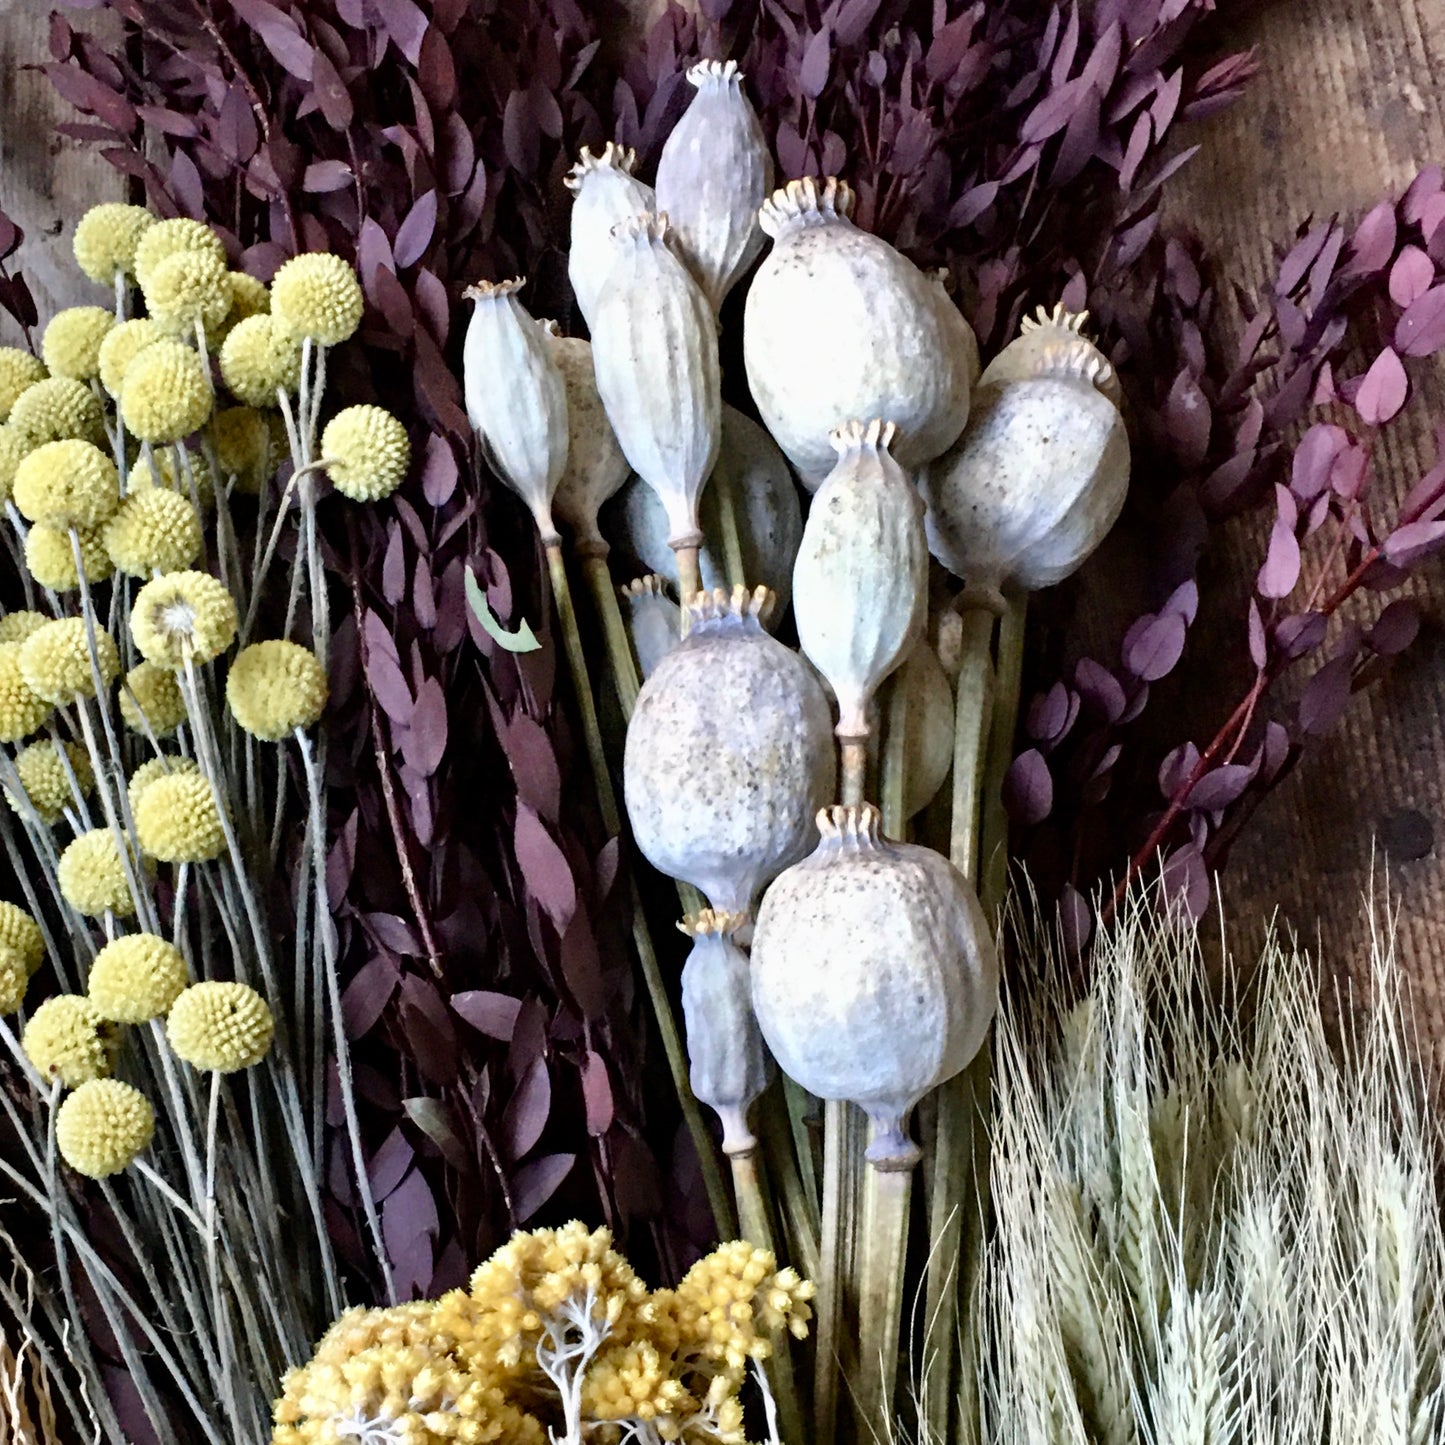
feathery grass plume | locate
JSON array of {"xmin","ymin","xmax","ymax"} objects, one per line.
[{"xmin": 977, "ymin": 885, "xmax": 1445, "ymax": 1445}]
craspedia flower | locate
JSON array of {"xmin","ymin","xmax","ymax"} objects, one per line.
[
  {"xmin": 270, "ymin": 252, "xmax": 364, "ymax": 345},
  {"xmin": 20, "ymin": 618, "xmax": 120, "ymax": 703},
  {"xmin": 208, "ymin": 406, "xmax": 269, "ymax": 494},
  {"xmin": 73, "ymin": 202, "xmax": 154, "ymax": 284},
  {"xmin": 8, "ymin": 740, "xmax": 94, "ymax": 827},
  {"xmin": 119, "ymin": 339, "xmax": 213, "ymax": 444},
  {"xmin": 41, "ymin": 307, "xmax": 114, "ymax": 382},
  {"xmin": 0, "ymin": 348, "xmax": 47, "ymax": 422},
  {"xmin": 0, "ymin": 611, "xmax": 46, "ymax": 645},
  {"xmin": 103, "ymin": 490, "xmax": 202, "ymax": 577},
  {"xmin": 56, "ymin": 1079, "xmax": 155, "ymax": 1178},
  {"xmin": 22, "ymin": 995, "xmax": 120, "ymax": 1086},
  {"xmin": 226, "ymin": 271, "xmax": 269, "ymax": 322},
  {"xmin": 0, "ymin": 944, "xmax": 27, "ymax": 1015},
  {"xmin": 132, "ymin": 217, "xmax": 225, "ymax": 294},
  {"xmin": 218, "ymin": 315, "xmax": 301, "ymax": 408},
  {"xmin": 24, "ymin": 523, "xmax": 113, "ymax": 592},
  {"xmin": 13, "ymin": 439, "xmax": 120, "ymax": 528},
  {"xmin": 88, "ymin": 933, "xmax": 188, "ymax": 1023},
  {"xmin": 321, "ymin": 406, "xmax": 410, "ymax": 502},
  {"xmin": 58, "ymin": 829, "xmax": 147, "ymax": 918},
  {"xmin": 167, "ymin": 981, "xmax": 273, "ymax": 1072},
  {"xmin": 129, "ymin": 446, "xmax": 216, "ymax": 510},
  {"xmin": 135, "ymin": 770, "xmax": 225, "ymax": 863},
  {"xmin": 142, "ymin": 249, "xmax": 232, "ymax": 338},
  {"xmin": 8, "ymin": 377, "xmax": 105, "ymax": 449},
  {"xmin": 119, "ymin": 660, "xmax": 186, "ymax": 736},
  {"xmin": 126, "ymin": 755, "xmax": 199, "ymax": 816},
  {"xmin": 0, "ymin": 902, "xmax": 43, "ymax": 975},
  {"xmin": 0, "ymin": 642, "xmax": 53, "ymax": 742},
  {"xmin": 0, "ymin": 426, "xmax": 28, "ymax": 504},
  {"xmin": 226, "ymin": 641, "xmax": 328, "ymax": 740},
  {"xmin": 131, "ymin": 571, "xmax": 236, "ymax": 669},
  {"xmin": 97, "ymin": 317, "xmax": 161, "ymax": 398}
]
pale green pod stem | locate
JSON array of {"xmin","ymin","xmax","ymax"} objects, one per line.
[
  {"xmin": 462, "ymin": 277, "xmax": 569, "ymax": 545},
  {"xmin": 563, "ymin": 143, "xmax": 655, "ymax": 332}
]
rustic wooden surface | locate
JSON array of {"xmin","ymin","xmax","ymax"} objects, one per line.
[{"xmin": 2, "ymin": 0, "xmax": 1444, "ymax": 1017}]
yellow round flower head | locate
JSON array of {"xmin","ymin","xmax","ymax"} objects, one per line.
[
  {"xmin": 0, "ymin": 643, "xmax": 53, "ymax": 743},
  {"xmin": 129, "ymin": 446, "xmax": 216, "ymax": 510},
  {"xmin": 41, "ymin": 307, "xmax": 114, "ymax": 382},
  {"xmin": 218, "ymin": 314, "xmax": 302, "ymax": 408},
  {"xmin": 226, "ymin": 641, "xmax": 328, "ymax": 740},
  {"xmin": 0, "ymin": 426, "xmax": 28, "ymax": 504},
  {"xmin": 103, "ymin": 490, "xmax": 202, "ymax": 577},
  {"xmin": 8, "ymin": 740, "xmax": 94, "ymax": 827},
  {"xmin": 24, "ymin": 522, "xmax": 113, "ymax": 592},
  {"xmin": 208, "ymin": 406, "xmax": 269, "ymax": 494},
  {"xmin": 226, "ymin": 271, "xmax": 269, "ymax": 322},
  {"xmin": 73, "ymin": 203, "xmax": 155, "ymax": 285},
  {"xmin": 126, "ymin": 755, "xmax": 199, "ymax": 816},
  {"xmin": 132, "ymin": 217, "xmax": 225, "ymax": 294},
  {"xmin": 0, "ymin": 943, "xmax": 28, "ymax": 1016},
  {"xmin": 167, "ymin": 981, "xmax": 273, "ymax": 1072},
  {"xmin": 0, "ymin": 611, "xmax": 46, "ymax": 645},
  {"xmin": 119, "ymin": 660, "xmax": 187, "ymax": 736},
  {"xmin": 88, "ymin": 933, "xmax": 188, "ymax": 1023},
  {"xmin": 20, "ymin": 618, "xmax": 120, "ymax": 703},
  {"xmin": 0, "ymin": 348, "xmax": 47, "ymax": 422},
  {"xmin": 13, "ymin": 439, "xmax": 121, "ymax": 528},
  {"xmin": 0, "ymin": 902, "xmax": 44, "ymax": 975},
  {"xmin": 56, "ymin": 1078, "xmax": 155, "ymax": 1178},
  {"xmin": 119, "ymin": 339, "xmax": 213, "ymax": 444},
  {"xmin": 321, "ymin": 406, "xmax": 410, "ymax": 502},
  {"xmin": 143, "ymin": 249, "xmax": 232, "ymax": 338},
  {"xmin": 22, "ymin": 994, "xmax": 119, "ymax": 1086},
  {"xmin": 270, "ymin": 252, "xmax": 364, "ymax": 346},
  {"xmin": 135, "ymin": 770, "xmax": 225, "ymax": 863},
  {"xmin": 8, "ymin": 377, "xmax": 105, "ymax": 449},
  {"xmin": 58, "ymin": 829, "xmax": 147, "ymax": 918},
  {"xmin": 131, "ymin": 571, "xmax": 236, "ymax": 669},
  {"xmin": 98, "ymin": 317, "xmax": 161, "ymax": 398}
]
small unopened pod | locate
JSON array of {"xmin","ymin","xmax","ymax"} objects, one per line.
[
  {"xmin": 542, "ymin": 328, "xmax": 631, "ymax": 554},
  {"xmin": 623, "ymin": 584, "xmax": 834, "ymax": 913},
  {"xmin": 793, "ymin": 420, "xmax": 927, "ymax": 743},
  {"xmin": 462, "ymin": 279, "xmax": 568, "ymax": 544},
  {"xmin": 679, "ymin": 909, "xmax": 773, "ymax": 1157},
  {"xmin": 920, "ymin": 323, "xmax": 1129, "ymax": 591},
  {"xmin": 591, "ymin": 213, "xmax": 722, "ymax": 556},
  {"xmin": 564, "ymin": 143, "xmax": 655, "ymax": 330},
  {"xmin": 889, "ymin": 639, "xmax": 955, "ymax": 820},
  {"xmin": 603, "ymin": 405, "xmax": 802, "ymax": 610},
  {"xmin": 619, "ymin": 575, "xmax": 679, "ymax": 681},
  {"xmin": 743, "ymin": 177, "xmax": 974, "ymax": 487},
  {"xmin": 750, "ymin": 803, "xmax": 997, "ymax": 1170},
  {"xmin": 655, "ymin": 60, "xmax": 774, "ymax": 312}
]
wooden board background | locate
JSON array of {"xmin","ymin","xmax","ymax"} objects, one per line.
[{"xmin": 2, "ymin": 0, "xmax": 1444, "ymax": 1020}]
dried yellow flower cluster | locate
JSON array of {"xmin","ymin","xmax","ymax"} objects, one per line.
[{"xmin": 276, "ymin": 1226, "xmax": 814, "ymax": 1445}]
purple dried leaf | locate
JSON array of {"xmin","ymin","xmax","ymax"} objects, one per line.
[
  {"xmin": 403, "ymin": 1097, "xmax": 472, "ymax": 1173},
  {"xmin": 1187, "ymin": 764, "xmax": 1253, "ymax": 812},
  {"xmin": 1395, "ymin": 285, "xmax": 1445, "ymax": 357},
  {"xmin": 382, "ymin": 1166, "xmax": 439, "ymax": 1261},
  {"xmin": 502, "ymin": 1057, "xmax": 551, "ymax": 1161},
  {"xmin": 1026, "ymin": 682, "xmax": 1073, "ymax": 744},
  {"xmin": 1073, "ymin": 657, "xmax": 1127, "ymax": 722},
  {"xmin": 368, "ymin": 1127, "xmax": 415, "ymax": 1201},
  {"xmin": 1274, "ymin": 611, "xmax": 1327, "ymax": 661},
  {"xmin": 451, "ymin": 990, "xmax": 523, "ymax": 1042},
  {"xmin": 1298, "ymin": 655, "xmax": 1355, "ymax": 736},
  {"xmin": 1291, "ymin": 423, "xmax": 1347, "ymax": 502},
  {"xmin": 559, "ymin": 905, "xmax": 607, "ymax": 1019},
  {"xmin": 1160, "ymin": 842, "xmax": 1210, "ymax": 921},
  {"xmin": 800, "ymin": 28, "xmax": 832, "ymax": 98},
  {"xmin": 1261, "ymin": 720, "xmax": 1292, "ymax": 782},
  {"xmin": 1369, "ymin": 599, "xmax": 1421, "ymax": 656},
  {"xmin": 581, "ymin": 1051, "xmax": 614, "ymax": 1136},
  {"xmin": 1403, "ymin": 166, "xmax": 1444, "ymax": 224},
  {"xmin": 1162, "ymin": 577, "xmax": 1199, "ymax": 624},
  {"xmin": 1256, "ymin": 517, "xmax": 1301, "ymax": 599},
  {"xmin": 1123, "ymin": 610, "xmax": 1187, "ymax": 681},
  {"xmin": 342, "ymin": 955, "xmax": 400, "ymax": 1039},
  {"xmin": 1355, "ymin": 347, "xmax": 1409, "ymax": 425},
  {"xmin": 1159, "ymin": 741, "xmax": 1201, "ymax": 800},
  {"xmin": 399, "ymin": 975, "xmax": 458, "ymax": 1084},
  {"xmin": 1247, "ymin": 598, "xmax": 1266, "ymax": 669},
  {"xmin": 402, "ymin": 676, "xmax": 447, "ymax": 777},
  {"xmin": 1331, "ymin": 445, "xmax": 1369, "ymax": 501},
  {"xmin": 367, "ymin": 911, "xmax": 423, "ymax": 955},
  {"xmin": 1343, "ymin": 200, "xmax": 1397, "ymax": 276},
  {"xmin": 303, "ymin": 159, "xmax": 354, "ymax": 193},
  {"xmin": 1383, "ymin": 518, "xmax": 1445, "ymax": 566},
  {"xmin": 511, "ymin": 1153, "xmax": 574, "ymax": 1222},
  {"xmin": 1389, "ymin": 246, "xmax": 1434, "ymax": 308},
  {"xmin": 1058, "ymin": 883, "xmax": 1093, "ymax": 956},
  {"xmin": 1003, "ymin": 749, "xmax": 1053, "ymax": 826},
  {"xmin": 394, "ymin": 190, "xmax": 438, "ymax": 268},
  {"xmin": 515, "ymin": 804, "xmax": 577, "ymax": 931}
]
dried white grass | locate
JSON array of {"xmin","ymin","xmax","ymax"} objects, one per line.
[{"xmin": 976, "ymin": 888, "xmax": 1445, "ymax": 1445}]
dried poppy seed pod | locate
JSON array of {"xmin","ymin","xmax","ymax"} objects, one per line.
[
  {"xmin": 543, "ymin": 330, "xmax": 631, "ymax": 553},
  {"xmin": 981, "ymin": 302, "xmax": 1121, "ymax": 406},
  {"xmin": 750, "ymin": 803, "xmax": 998, "ymax": 1170},
  {"xmin": 462, "ymin": 279, "xmax": 569, "ymax": 544},
  {"xmin": 623, "ymin": 584, "xmax": 834, "ymax": 913},
  {"xmin": 894, "ymin": 639, "xmax": 955, "ymax": 820},
  {"xmin": 590, "ymin": 213, "xmax": 722, "ymax": 565},
  {"xmin": 679, "ymin": 909, "xmax": 772, "ymax": 1157},
  {"xmin": 920, "ymin": 330, "xmax": 1130, "ymax": 591},
  {"xmin": 793, "ymin": 420, "xmax": 927, "ymax": 748},
  {"xmin": 928, "ymin": 267, "xmax": 982, "ymax": 389},
  {"xmin": 564, "ymin": 143, "xmax": 655, "ymax": 330},
  {"xmin": 620, "ymin": 575, "xmax": 679, "ymax": 680},
  {"xmin": 743, "ymin": 177, "xmax": 973, "ymax": 488},
  {"xmin": 655, "ymin": 60, "xmax": 774, "ymax": 312},
  {"xmin": 603, "ymin": 405, "xmax": 802, "ymax": 611}
]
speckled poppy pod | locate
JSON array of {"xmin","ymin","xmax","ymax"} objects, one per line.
[
  {"xmin": 655, "ymin": 60, "xmax": 774, "ymax": 313},
  {"xmin": 564, "ymin": 142, "xmax": 655, "ymax": 330},
  {"xmin": 619, "ymin": 575, "xmax": 680, "ymax": 681},
  {"xmin": 603, "ymin": 405, "xmax": 802, "ymax": 610},
  {"xmin": 678, "ymin": 909, "xmax": 773, "ymax": 1158},
  {"xmin": 894, "ymin": 639, "xmax": 955, "ymax": 820},
  {"xmin": 793, "ymin": 420, "xmax": 928, "ymax": 744},
  {"xmin": 920, "ymin": 312, "xmax": 1130, "ymax": 592},
  {"xmin": 980, "ymin": 301, "xmax": 1121, "ymax": 405},
  {"xmin": 623, "ymin": 584, "xmax": 834, "ymax": 914},
  {"xmin": 743, "ymin": 177, "xmax": 974, "ymax": 488},
  {"xmin": 590, "ymin": 213, "xmax": 722, "ymax": 560},
  {"xmin": 541, "ymin": 328, "xmax": 631, "ymax": 554},
  {"xmin": 462, "ymin": 278, "xmax": 569, "ymax": 545},
  {"xmin": 750, "ymin": 803, "xmax": 997, "ymax": 1170}
]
